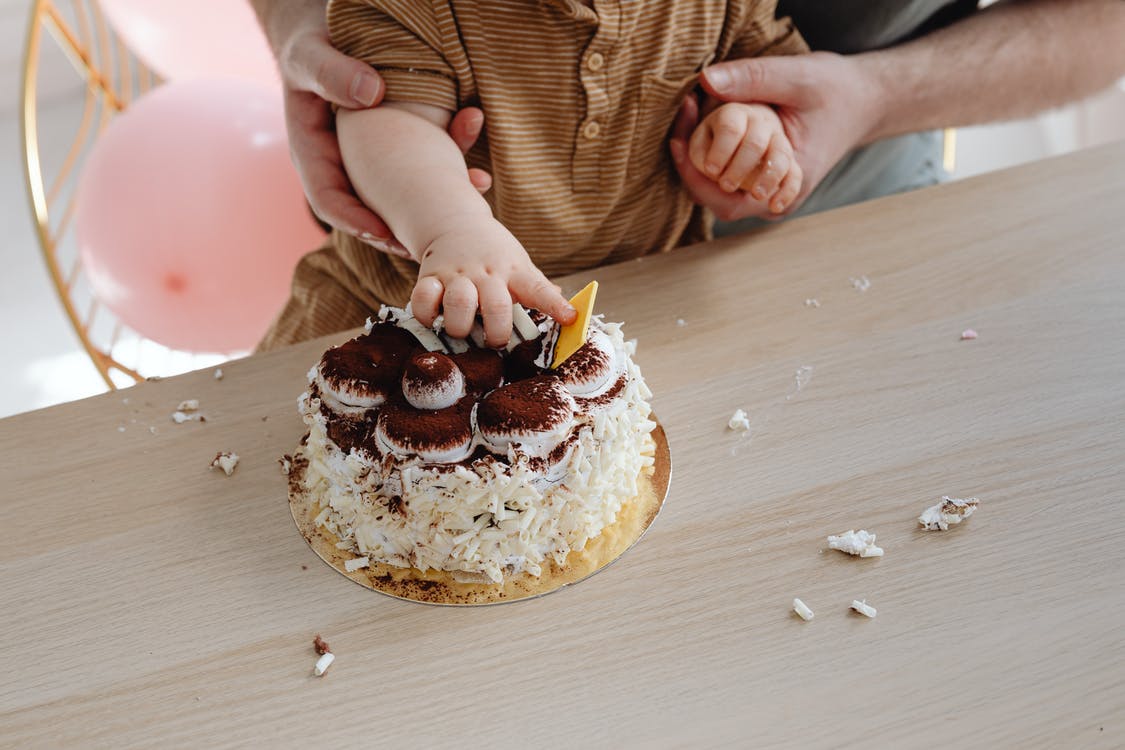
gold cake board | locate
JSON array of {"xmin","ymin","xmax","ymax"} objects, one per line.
[{"xmin": 289, "ymin": 422, "xmax": 671, "ymax": 605}]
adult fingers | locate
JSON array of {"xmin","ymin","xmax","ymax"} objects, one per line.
[
  {"xmin": 476, "ymin": 275, "xmax": 514, "ymax": 348},
  {"xmin": 440, "ymin": 276, "xmax": 479, "ymax": 338},
  {"xmin": 700, "ymin": 55, "xmax": 810, "ymax": 107},
  {"xmin": 670, "ymin": 95, "xmax": 700, "ymax": 144},
  {"xmin": 285, "ymin": 31, "xmax": 384, "ymax": 108},
  {"xmin": 510, "ymin": 271, "xmax": 576, "ymax": 325},
  {"xmin": 448, "ymin": 107, "xmax": 484, "ymax": 154},
  {"xmin": 411, "ymin": 276, "xmax": 444, "ymax": 327},
  {"xmin": 468, "ymin": 168, "xmax": 493, "ymax": 194}
]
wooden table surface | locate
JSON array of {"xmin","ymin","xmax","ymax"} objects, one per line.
[{"xmin": 3, "ymin": 141, "xmax": 1125, "ymax": 749}]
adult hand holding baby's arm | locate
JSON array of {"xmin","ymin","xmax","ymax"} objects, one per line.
[
  {"xmin": 249, "ymin": 0, "xmax": 491, "ymax": 257},
  {"xmin": 336, "ymin": 104, "xmax": 576, "ymax": 347}
]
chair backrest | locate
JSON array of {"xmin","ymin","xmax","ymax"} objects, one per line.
[{"xmin": 22, "ymin": 0, "xmax": 227, "ymax": 389}]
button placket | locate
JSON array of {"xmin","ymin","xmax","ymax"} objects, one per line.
[{"xmin": 572, "ymin": 2, "xmax": 617, "ymax": 192}]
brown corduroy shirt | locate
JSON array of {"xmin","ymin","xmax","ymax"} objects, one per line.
[{"xmin": 259, "ymin": 0, "xmax": 806, "ymax": 350}]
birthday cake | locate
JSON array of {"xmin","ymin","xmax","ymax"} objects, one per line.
[{"xmin": 292, "ymin": 303, "xmax": 657, "ymax": 591}]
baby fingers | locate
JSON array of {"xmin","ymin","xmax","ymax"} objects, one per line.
[
  {"xmin": 410, "ymin": 275, "xmax": 444, "ymax": 327},
  {"xmin": 510, "ymin": 271, "xmax": 576, "ymax": 326},
  {"xmin": 439, "ymin": 276, "xmax": 479, "ymax": 338},
  {"xmin": 476, "ymin": 274, "xmax": 514, "ymax": 348}
]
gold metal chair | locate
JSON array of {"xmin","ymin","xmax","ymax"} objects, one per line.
[{"xmin": 22, "ymin": 0, "xmax": 228, "ymax": 390}]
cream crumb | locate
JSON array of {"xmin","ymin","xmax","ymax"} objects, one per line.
[
  {"xmin": 851, "ymin": 599, "xmax": 877, "ymax": 618},
  {"xmin": 727, "ymin": 409, "xmax": 751, "ymax": 432},
  {"xmin": 676, "ymin": 318, "xmax": 687, "ymax": 327},
  {"xmin": 793, "ymin": 598, "xmax": 814, "ymax": 621},
  {"xmin": 804, "ymin": 298, "xmax": 820, "ymax": 308},
  {"xmin": 214, "ymin": 368, "xmax": 224, "ymax": 380},
  {"xmin": 850, "ymin": 275, "xmax": 871, "ymax": 292},
  {"xmin": 210, "ymin": 452, "xmax": 239, "ymax": 476},
  {"xmin": 919, "ymin": 496, "xmax": 979, "ymax": 530},
  {"xmin": 827, "ymin": 529, "xmax": 884, "ymax": 558},
  {"xmin": 177, "ymin": 399, "xmax": 200, "ymax": 412},
  {"xmin": 960, "ymin": 329, "xmax": 978, "ymax": 340}
]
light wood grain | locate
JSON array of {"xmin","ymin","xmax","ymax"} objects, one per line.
[{"xmin": 3, "ymin": 141, "xmax": 1125, "ymax": 749}]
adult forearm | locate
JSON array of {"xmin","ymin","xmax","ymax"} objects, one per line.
[
  {"xmin": 860, "ymin": 0, "xmax": 1125, "ymax": 143},
  {"xmin": 336, "ymin": 107, "xmax": 491, "ymax": 258}
]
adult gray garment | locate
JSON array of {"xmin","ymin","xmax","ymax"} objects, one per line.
[{"xmin": 714, "ymin": 0, "xmax": 979, "ymax": 235}]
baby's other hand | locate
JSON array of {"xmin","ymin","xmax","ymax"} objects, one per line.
[
  {"xmin": 688, "ymin": 102, "xmax": 803, "ymax": 215},
  {"xmin": 411, "ymin": 220, "xmax": 576, "ymax": 348}
]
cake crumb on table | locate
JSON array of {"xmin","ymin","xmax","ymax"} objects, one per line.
[
  {"xmin": 960, "ymin": 329, "xmax": 978, "ymax": 340},
  {"xmin": 851, "ymin": 599, "xmax": 877, "ymax": 618},
  {"xmin": 210, "ymin": 452, "xmax": 239, "ymax": 476},
  {"xmin": 793, "ymin": 598, "xmax": 814, "ymax": 621},
  {"xmin": 918, "ymin": 496, "xmax": 979, "ymax": 530},
  {"xmin": 313, "ymin": 634, "xmax": 330, "ymax": 655},
  {"xmin": 727, "ymin": 409, "xmax": 751, "ymax": 432},
  {"xmin": 804, "ymin": 298, "xmax": 820, "ymax": 308},
  {"xmin": 827, "ymin": 529, "xmax": 884, "ymax": 557},
  {"xmin": 849, "ymin": 275, "xmax": 871, "ymax": 292},
  {"xmin": 172, "ymin": 400, "xmax": 205, "ymax": 423},
  {"xmin": 676, "ymin": 318, "xmax": 686, "ymax": 327}
]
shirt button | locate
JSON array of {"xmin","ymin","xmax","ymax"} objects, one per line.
[
  {"xmin": 583, "ymin": 120, "xmax": 601, "ymax": 139},
  {"xmin": 587, "ymin": 52, "xmax": 605, "ymax": 71}
]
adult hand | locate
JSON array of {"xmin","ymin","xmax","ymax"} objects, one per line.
[
  {"xmin": 669, "ymin": 51, "xmax": 882, "ymax": 221},
  {"xmin": 253, "ymin": 1, "xmax": 490, "ymax": 258}
]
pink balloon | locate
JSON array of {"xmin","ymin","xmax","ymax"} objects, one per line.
[
  {"xmin": 99, "ymin": 0, "xmax": 278, "ymax": 85},
  {"xmin": 75, "ymin": 78, "xmax": 326, "ymax": 353}
]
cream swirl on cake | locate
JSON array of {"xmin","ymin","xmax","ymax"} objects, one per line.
[
  {"xmin": 476, "ymin": 376, "xmax": 576, "ymax": 457},
  {"xmin": 296, "ymin": 304, "xmax": 656, "ymax": 584},
  {"xmin": 401, "ymin": 352, "xmax": 465, "ymax": 410},
  {"xmin": 314, "ymin": 325, "xmax": 421, "ymax": 415}
]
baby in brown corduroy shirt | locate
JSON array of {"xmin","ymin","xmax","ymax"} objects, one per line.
[{"xmin": 261, "ymin": 0, "xmax": 807, "ymax": 350}]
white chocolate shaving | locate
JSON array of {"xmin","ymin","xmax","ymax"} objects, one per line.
[
  {"xmin": 344, "ymin": 556, "xmax": 370, "ymax": 572},
  {"xmin": 314, "ymin": 652, "xmax": 335, "ymax": 676},
  {"xmin": 851, "ymin": 599, "xmax": 877, "ymax": 618}
]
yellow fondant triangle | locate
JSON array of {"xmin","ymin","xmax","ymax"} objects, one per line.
[{"xmin": 551, "ymin": 280, "xmax": 598, "ymax": 368}]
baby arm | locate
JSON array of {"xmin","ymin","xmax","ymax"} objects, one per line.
[
  {"xmin": 336, "ymin": 104, "xmax": 575, "ymax": 347},
  {"xmin": 688, "ymin": 102, "xmax": 803, "ymax": 216}
]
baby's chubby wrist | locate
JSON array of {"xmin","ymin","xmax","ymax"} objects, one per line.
[{"xmin": 416, "ymin": 214, "xmax": 521, "ymax": 264}]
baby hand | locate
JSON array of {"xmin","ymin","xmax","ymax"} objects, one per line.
[
  {"xmin": 688, "ymin": 102, "xmax": 803, "ymax": 215},
  {"xmin": 411, "ymin": 219, "xmax": 577, "ymax": 348}
]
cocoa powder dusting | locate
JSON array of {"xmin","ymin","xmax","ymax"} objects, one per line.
[
  {"xmin": 318, "ymin": 324, "xmax": 422, "ymax": 398},
  {"xmin": 377, "ymin": 398, "xmax": 473, "ymax": 452},
  {"xmin": 503, "ymin": 340, "xmax": 544, "ymax": 383},
  {"xmin": 453, "ymin": 348, "xmax": 505, "ymax": 393},
  {"xmin": 554, "ymin": 338, "xmax": 609, "ymax": 382},
  {"xmin": 477, "ymin": 375, "xmax": 572, "ymax": 434},
  {"xmin": 576, "ymin": 374, "xmax": 627, "ymax": 407}
]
